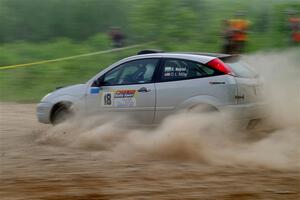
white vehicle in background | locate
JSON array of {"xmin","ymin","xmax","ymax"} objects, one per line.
[{"xmin": 37, "ymin": 50, "xmax": 265, "ymax": 128}]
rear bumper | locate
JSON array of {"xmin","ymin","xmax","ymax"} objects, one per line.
[
  {"xmin": 36, "ymin": 102, "xmax": 53, "ymax": 124},
  {"xmin": 219, "ymin": 102, "xmax": 268, "ymax": 129}
]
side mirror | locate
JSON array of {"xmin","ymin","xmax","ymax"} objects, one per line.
[
  {"xmin": 92, "ymin": 78, "xmax": 101, "ymax": 87},
  {"xmin": 92, "ymin": 77, "xmax": 107, "ymax": 87},
  {"xmin": 91, "ymin": 80, "xmax": 98, "ymax": 87}
]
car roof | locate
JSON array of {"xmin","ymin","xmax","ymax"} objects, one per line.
[
  {"xmin": 137, "ymin": 49, "xmax": 232, "ymax": 58},
  {"xmin": 179, "ymin": 52, "xmax": 232, "ymax": 58},
  {"xmin": 123, "ymin": 51, "xmax": 233, "ymax": 64}
]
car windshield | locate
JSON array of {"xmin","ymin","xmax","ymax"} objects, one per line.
[{"xmin": 223, "ymin": 58, "xmax": 258, "ymax": 78}]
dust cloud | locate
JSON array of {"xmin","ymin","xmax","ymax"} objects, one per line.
[
  {"xmin": 39, "ymin": 49, "xmax": 300, "ymax": 171},
  {"xmin": 244, "ymin": 48, "xmax": 300, "ymax": 127},
  {"xmin": 1, "ymin": 49, "xmax": 300, "ymax": 200}
]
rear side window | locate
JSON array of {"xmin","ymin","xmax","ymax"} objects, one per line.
[
  {"xmin": 160, "ymin": 59, "xmax": 219, "ymax": 82},
  {"xmin": 224, "ymin": 60, "xmax": 258, "ymax": 78}
]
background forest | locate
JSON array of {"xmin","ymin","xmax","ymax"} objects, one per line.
[{"xmin": 0, "ymin": 0, "xmax": 299, "ymax": 101}]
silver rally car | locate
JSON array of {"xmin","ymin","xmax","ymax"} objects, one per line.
[{"xmin": 37, "ymin": 50, "xmax": 265, "ymax": 127}]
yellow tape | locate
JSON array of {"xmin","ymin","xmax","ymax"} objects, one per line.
[{"xmin": 0, "ymin": 43, "xmax": 152, "ymax": 70}]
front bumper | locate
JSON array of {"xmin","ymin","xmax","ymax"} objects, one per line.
[{"xmin": 36, "ymin": 102, "xmax": 53, "ymax": 124}]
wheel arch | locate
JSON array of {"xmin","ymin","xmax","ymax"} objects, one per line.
[
  {"xmin": 177, "ymin": 95, "xmax": 221, "ymax": 112},
  {"xmin": 187, "ymin": 103, "xmax": 219, "ymax": 112}
]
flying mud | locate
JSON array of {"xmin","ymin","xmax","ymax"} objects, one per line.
[{"xmin": 0, "ymin": 49, "xmax": 299, "ymax": 199}]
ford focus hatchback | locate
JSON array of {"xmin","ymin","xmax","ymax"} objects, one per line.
[{"xmin": 37, "ymin": 50, "xmax": 265, "ymax": 128}]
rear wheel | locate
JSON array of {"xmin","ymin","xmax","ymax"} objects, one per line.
[{"xmin": 186, "ymin": 104, "xmax": 222, "ymax": 133}]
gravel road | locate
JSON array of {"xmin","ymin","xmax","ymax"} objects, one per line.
[{"xmin": 0, "ymin": 103, "xmax": 299, "ymax": 200}]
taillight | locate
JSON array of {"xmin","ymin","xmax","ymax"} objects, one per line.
[{"xmin": 207, "ymin": 58, "xmax": 234, "ymax": 75}]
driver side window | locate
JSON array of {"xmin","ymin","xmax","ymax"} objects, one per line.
[{"xmin": 102, "ymin": 58, "xmax": 159, "ymax": 86}]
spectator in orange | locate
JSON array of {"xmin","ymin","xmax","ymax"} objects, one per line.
[
  {"xmin": 287, "ymin": 10, "xmax": 300, "ymax": 44},
  {"xmin": 221, "ymin": 20, "xmax": 235, "ymax": 54},
  {"xmin": 228, "ymin": 12, "xmax": 250, "ymax": 54}
]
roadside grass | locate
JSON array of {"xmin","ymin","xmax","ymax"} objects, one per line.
[
  {"xmin": 0, "ymin": 39, "xmax": 159, "ymax": 102},
  {"xmin": 0, "ymin": 37, "xmax": 298, "ymax": 102}
]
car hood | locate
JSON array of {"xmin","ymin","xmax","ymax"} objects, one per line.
[{"xmin": 41, "ymin": 84, "xmax": 86, "ymax": 102}]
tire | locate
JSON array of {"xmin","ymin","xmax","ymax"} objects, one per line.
[{"xmin": 51, "ymin": 103, "xmax": 72, "ymax": 125}]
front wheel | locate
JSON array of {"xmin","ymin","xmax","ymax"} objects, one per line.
[{"xmin": 51, "ymin": 104, "xmax": 72, "ymax": 125}]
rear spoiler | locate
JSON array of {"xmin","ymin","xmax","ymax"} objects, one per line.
[{"xmin": 220, "ymin": 55, "xmax": 240, "ymax": 62}]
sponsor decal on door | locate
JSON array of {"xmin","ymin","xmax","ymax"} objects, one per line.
[{"xmin": 102, "ymin": 89, "xmax": 137, "ymax": 107}]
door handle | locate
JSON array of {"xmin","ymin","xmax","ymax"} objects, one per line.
[{"xmin": 138, "ymin": 87, "xmax": 151, "ymax": 93}]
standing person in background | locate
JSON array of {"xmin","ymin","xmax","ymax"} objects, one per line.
[
  {"xmin": 228, "ymin": 12, "xmax": 250, "ymax": 54},
  {"xmin": 287, "ymin": 10, "xmax": 300, "ymax": 45},
  {"xmin": 109, "ymin": 27, "xmax": 125, "ymax": 48},
  {"xmin": 221, "ymin": 20, "xmax": 235, "ymax": 54}
]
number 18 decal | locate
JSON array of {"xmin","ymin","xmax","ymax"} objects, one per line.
[{"xmin": 102, "ymin": 92, "xmax": 114, "ymax": 106}]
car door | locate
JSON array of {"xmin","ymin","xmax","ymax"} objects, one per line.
[
  {"xmin": 154, "ymin": 58, "xmax": 232, "ymax": 123},
  {"xmin": 88, "ymin": 58, "xmax": 159, "ymax": 124}
]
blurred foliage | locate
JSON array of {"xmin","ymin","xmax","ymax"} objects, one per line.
[
  {"xmin": 0, "ymin": 0, "xmax": 130, "ymax": 42},
  {"xmin": 131, "ymin": 0, "xmax": 300, "ymax": 51},
  {"xmin": 0, "ymin": 0, "xmax": 300, "ymax": 102},
  {"xmin": 0, "ymin": 0, "xmax": 299, "ymax": 46}
]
